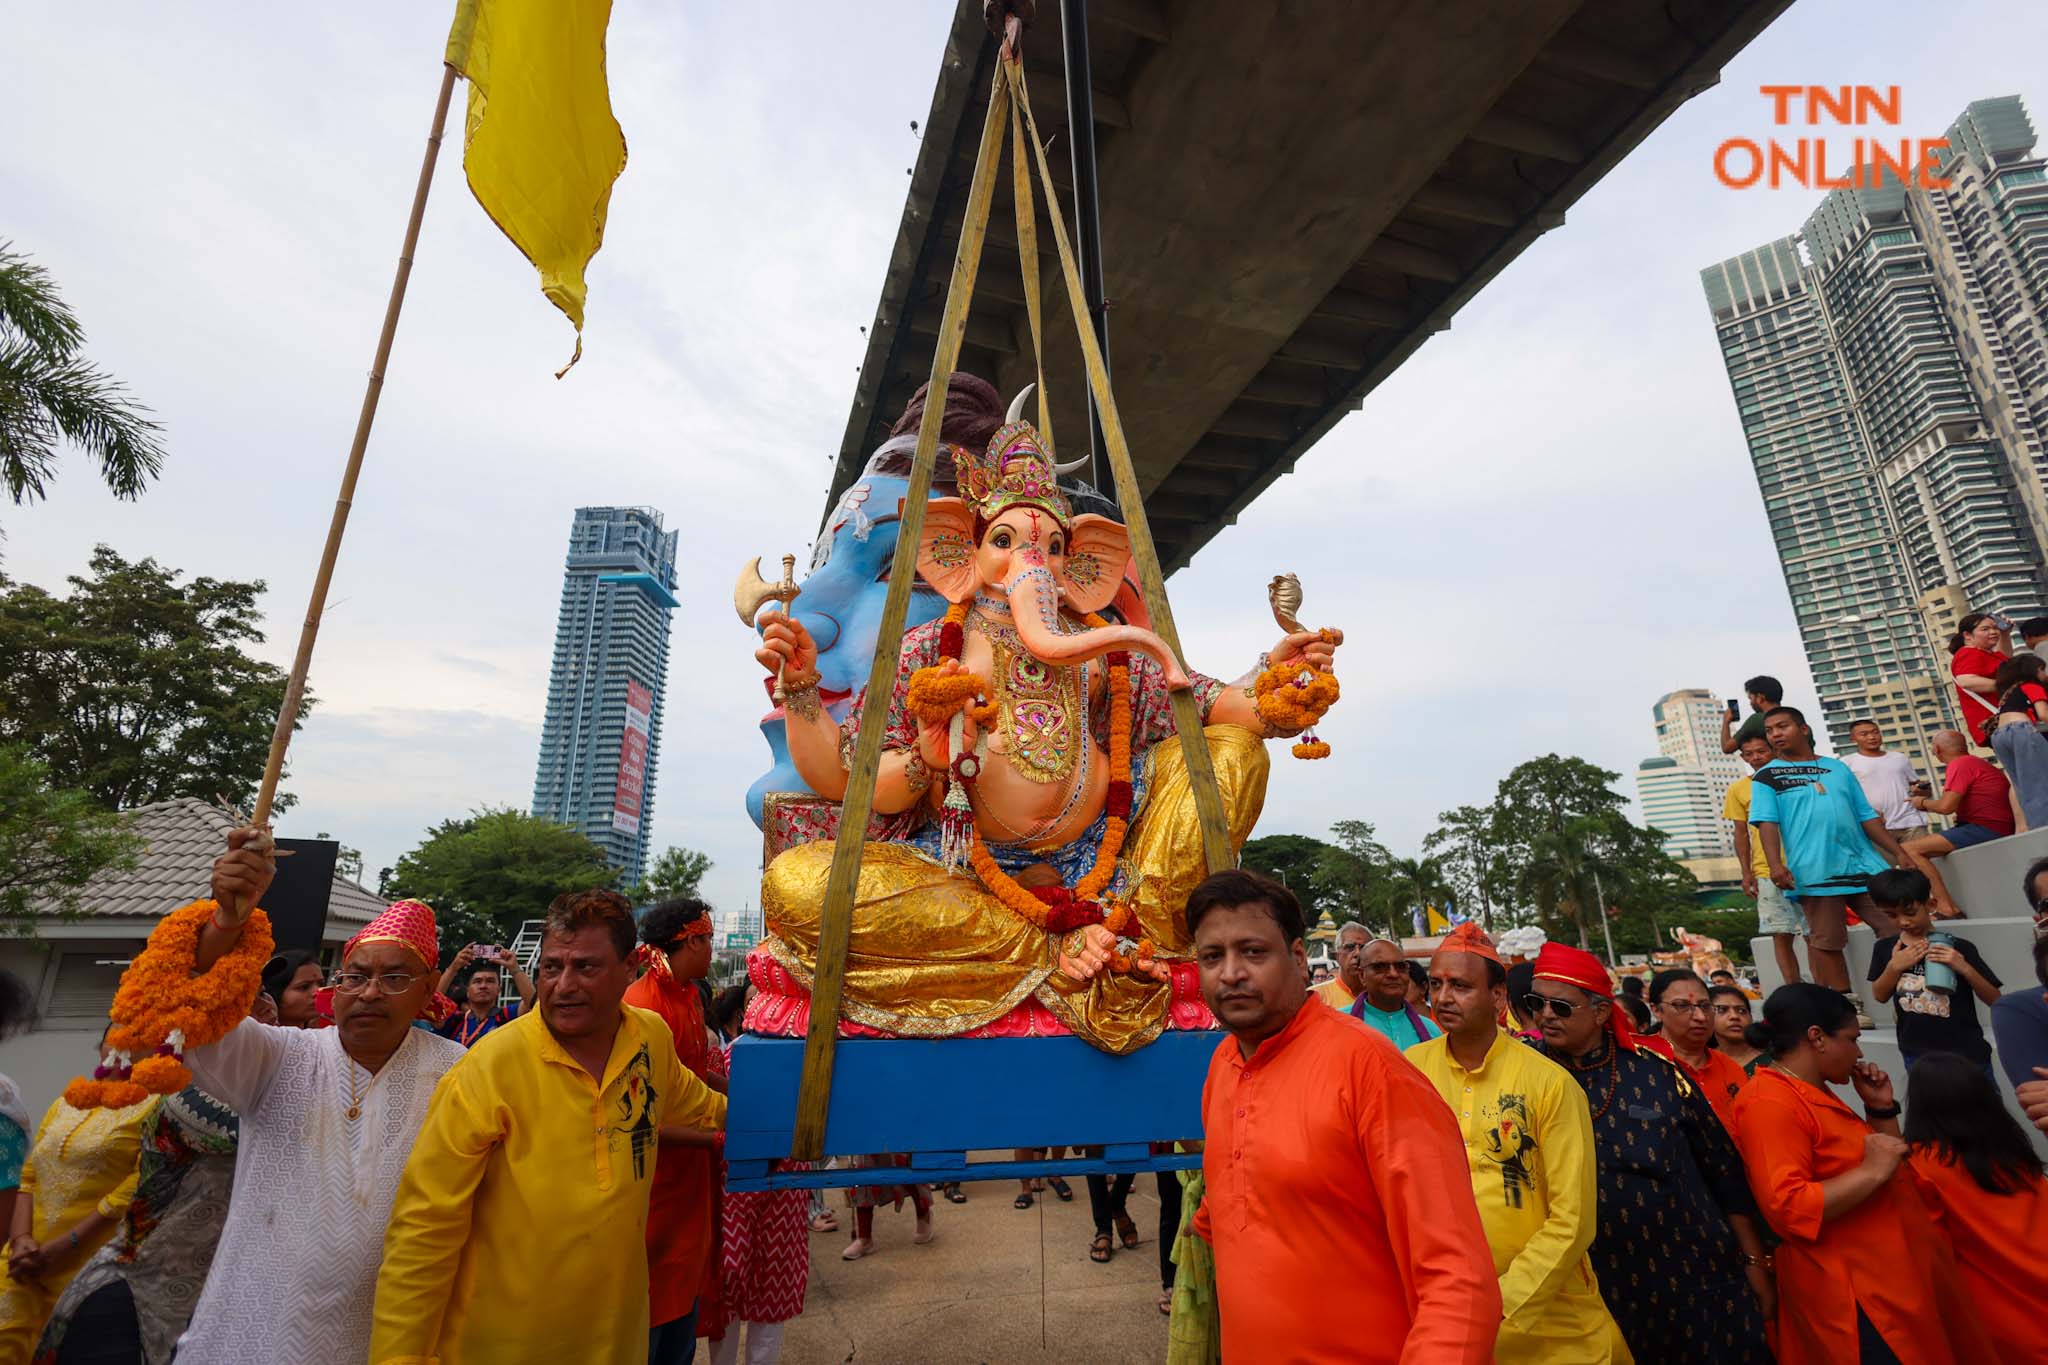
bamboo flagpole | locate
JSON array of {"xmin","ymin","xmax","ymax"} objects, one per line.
[{"xmin": 248, "ymin": 63, "xmax": 460, "ymax": 830}]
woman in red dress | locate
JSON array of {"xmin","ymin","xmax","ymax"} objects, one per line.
[
  {"xmin": 1901, "ymin": 1052, "xmax": 2048, "ymax": 1363},
  {"xmin": 1948, "ymin": 611, "xmax": 2013, "ymax": 745},
  {"xmin": 1731, "ymin": 984, "xmax": 1994, "ymax": 1364}
]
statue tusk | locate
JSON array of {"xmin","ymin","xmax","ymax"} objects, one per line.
[{"xmin": 1005, "ymin": 383, "xmax": 1034, "ymax": 426}]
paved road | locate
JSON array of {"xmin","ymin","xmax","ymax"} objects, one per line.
[{"xmin": 775, "ymin": 1172, "xmax": 1176, "ymax": 1364}]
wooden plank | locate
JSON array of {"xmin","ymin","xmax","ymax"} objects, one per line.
[
  {"xmin": 1007, "ymin": 59, "xmax": 1234, "ymax": 875},
  {"xmin": 788, "ymin": 68, "xmax": 1015, "ymax": 1162}
]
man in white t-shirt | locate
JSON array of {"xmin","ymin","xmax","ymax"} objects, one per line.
[{"xmin": 1841, "ymin": 720, "xmax": 1927, "ymax": 840}]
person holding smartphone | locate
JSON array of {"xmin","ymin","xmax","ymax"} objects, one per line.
[
  {"xmin": 434, "ymin": 944, "xmax": 535, "ymax": 1048},
  {"xmin": 1719, "ymin": 676, "xmax": 1784, "ymax": 755}
]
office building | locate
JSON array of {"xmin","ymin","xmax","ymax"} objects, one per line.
[
  {"xmin": 531, "ymin": 507, "xmax": 679, "ymax": 885},
  {"xmin": 1652, "ymin": 688, "xmax": 1749, "ymax": 795},
  {"xmin": 1634, "ymin": 756, "xmax": 1731, "ymax": 861},
  {"xmin": 1700, "ymin": 95, "xmax": 2048, "ymax": 769}
]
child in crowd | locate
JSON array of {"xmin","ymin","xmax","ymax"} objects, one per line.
[
  {"xmin": 1901, "ymin": 1052, "xmax": 2048, "ymax": 1363},
  {"xmin": 1866, "ymin": 869, "xmax": 2002, "ymax": 1071}
]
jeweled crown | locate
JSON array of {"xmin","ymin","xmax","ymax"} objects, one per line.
[{"xmin": 956, "ymin": 420, "xmax": 1073, "ymax": 530}]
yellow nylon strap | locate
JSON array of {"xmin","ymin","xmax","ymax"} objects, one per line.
[
  {"xmin": 788, "ymin": 66, "xmax": 1014, "ymax": 1161},
  {"xmin": 1010, "ymin": 101, "xmax": 1052, "ymax": 450},
  {"xmin": 1002, "ymin": 58, "xmax": 1234, "ymax": 874}
]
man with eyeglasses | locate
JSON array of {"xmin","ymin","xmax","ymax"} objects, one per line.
[
  {"xmin": 175, "ymin": 832, "xmax": 466, "ymax": 1363},
  {"xmin": 1312, "ymin": 921, "xmax": 1370, "ymax": 1010},
  {"xmin": 1527, "ymin": 942, "xmax": 1771, "ymax": 1365},
  {"xmin": 1347, "ymin": 937, "xmax": 1440, "ymax": 1049},
  {"xmin": 372, "ymin": 888, "xmax": 726, "ymax": 1365},
  {"xmin": 1406, "ymin": 923, "xmax": 1625, "ymax": 1364}
]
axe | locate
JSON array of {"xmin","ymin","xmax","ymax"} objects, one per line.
[{"xmin": 735, "ymin": 553, "xmax": 801, "ymax": 702}]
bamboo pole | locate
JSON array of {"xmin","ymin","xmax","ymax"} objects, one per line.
[
  {"xmin": 1007, "ymin": 60, "xmax": 1234, "ymax": 872},
  {"xmin": 249, "ymin": 63, "xmax": 460, "ymax": 829},
  {"xmin": 788, "ymin": 67, "xmax": 1014, "ymax": 1161}
]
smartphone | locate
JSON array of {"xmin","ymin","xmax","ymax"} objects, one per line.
[{"xmin": 1725, "ymin": 699, "xmax": 1742, "ymax": 720}]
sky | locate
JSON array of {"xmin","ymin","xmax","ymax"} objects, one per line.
[{"xmin": 5, "ymin": 1, "xmax": 2046, "ymax": 922}]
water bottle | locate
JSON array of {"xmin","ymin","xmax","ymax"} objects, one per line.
[{"xmin": 1920, "ymin": 932, "xmax": 1957, "ymax": 995}]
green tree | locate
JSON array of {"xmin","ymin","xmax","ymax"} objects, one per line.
[
  {"xmin": 0, "ymin": 744, "xmax": 142, "ymax": 935},
  {"xmin": 628, "ymin": 846, "xmax": 712, "ymax": 905},
  {"xmin": 0, "ymin": 242, "xmax": 166, "ymax": 504},
  {"xmin": 1314, "ymin": 819, "xmax": 1392, "ymax": 933},
  {"xmin": 1380, "ymin": 855, "xmax": 1453, "ymax": 933},
  {"xmin": 385, "ymin": 807, "xmax": 619, "ymax": 956},
  {"xmin": 1241, "ymin": 833, "xmax": 1338, "ymax": 921},
  {"xmin": 1422, "ymin": 803, "xmax": 1508, "ymax": 927},
  {"xmin": 0, "ymin": 547, "xmax": 309, "ymax": 812}
]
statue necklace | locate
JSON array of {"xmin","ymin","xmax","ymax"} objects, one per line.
[{"xmin": 970, "ymin": 598, "xmax": 1084, "ymax": 787}]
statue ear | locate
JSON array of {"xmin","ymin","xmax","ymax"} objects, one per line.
[
  {"xmin": 1058, "ymin": 514, "xmax": 1128, "ymax": 614},
  {"xmin": 914, "ymin": 499, "xmax": 980, "ymax": 603}
]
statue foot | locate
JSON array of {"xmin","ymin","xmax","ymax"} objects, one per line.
[{"xmin": 1055, "ymin": 924, "xmax": 1117, "ymax": 983}]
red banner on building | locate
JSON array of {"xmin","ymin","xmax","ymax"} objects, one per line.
[{"xmin": 612, "ymin": 680, "xmax": 653, "ymax": 835}]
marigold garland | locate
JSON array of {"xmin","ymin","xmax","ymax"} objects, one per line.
[
  {"xmin": 941, "ymin": 606, "xmax": 1142, "ymax": 961},
  {"xmin": 67, "ymin": 899, "xmax": 274, "ymax": 1110},
  {"xmin": 1256, "ymin": 631, "xmax": 1341, "ymax": 760},
  {"xmin": 906, "ymin": 666, "xmax": 984, "ymax": 726}
]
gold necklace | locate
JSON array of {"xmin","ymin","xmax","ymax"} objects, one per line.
[
  {"xmin": 346, "ymin": 1058, "xmax": 369, "ymax": 1122},
  {"xmin": 989, "ymin": 634, "xmax": 1082, "ymax": 785}
]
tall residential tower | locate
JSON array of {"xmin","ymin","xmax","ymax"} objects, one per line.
[
  {"xmin": 1635, "ymin": 689, "xmax": 1741, "ymax": 869},
  {"xmin": 1700, "ymin": 95, "xmax": 2048, "ymax": 770},
  {"xmin": 532, "ymin": 507, "xmax": 679, "ymax": 885}
]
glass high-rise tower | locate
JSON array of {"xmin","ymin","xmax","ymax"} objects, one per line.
[
  {"xmin": 1700, "ymin": 95, "xmax": 2048, "ymax": 766},
  {"xmin": 531, "ymin": 506, "xmax": 679, "ymax": 885}
]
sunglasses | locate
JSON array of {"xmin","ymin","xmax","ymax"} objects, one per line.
[{"xmin": 1521, "ymin": 992, "xmax": 1594, "ymax": 1019}]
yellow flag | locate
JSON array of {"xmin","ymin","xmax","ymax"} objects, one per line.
[
  {"xmin": 446, "ymin": 0, "xmax": 626, "ymax": 373},
  {"xmin": 1426, "ymin": 905, "xmax": 1451, "ymax": 934}
]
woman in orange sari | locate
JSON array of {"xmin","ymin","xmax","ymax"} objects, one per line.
[
  {"xmin": 1731, "ymin": 984, "xmax": 1993, "ymax": 1364},
  {"xmin": 1901, "ymin": 1052, "xmax": 2048, "ymax": 1364}
]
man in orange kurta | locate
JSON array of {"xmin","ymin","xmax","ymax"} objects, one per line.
[
  {"xmin": 622, "ymin": 900, "xmax": 727, "ymax": 1361},
  {"xmin": 1188, "ymin": 870, "xmax": 1500, "ymax": 1363}
]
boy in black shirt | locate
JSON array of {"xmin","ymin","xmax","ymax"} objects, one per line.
[{"xmin": 1867, "ymin": 868, "xmax": 2002, "ymax": 1070}]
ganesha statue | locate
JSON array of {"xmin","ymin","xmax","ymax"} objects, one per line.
[{"xmin": 753, "ymin": 392, "xmax": 1342, "ymax": 1054}]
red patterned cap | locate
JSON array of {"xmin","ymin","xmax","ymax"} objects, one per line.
[{"xmin": 344, "ymin": 899, "xmax": 440, "ymax": 973}]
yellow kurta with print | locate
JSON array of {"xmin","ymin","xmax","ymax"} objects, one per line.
[
  {"xmin": 0, "ymin": 1097, "xmax": 157, "ymax": 1365},
  {"xmin": 370, "ymin": 1006, "xmax": 726, "ymax": 1365},
  {"xmin": 1407, "ymin": 1031, "xmax": 1631, "ymax": 1365}
]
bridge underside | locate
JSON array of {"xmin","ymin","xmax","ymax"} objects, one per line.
[{"xmin": 830, "ymin": 0, "xmax": 1790, "ymax": 570}]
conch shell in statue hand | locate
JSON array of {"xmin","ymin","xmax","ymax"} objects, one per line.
[{"xmin": 1267, "ymin": 573, "xmax": 1305, "ymax": 636}]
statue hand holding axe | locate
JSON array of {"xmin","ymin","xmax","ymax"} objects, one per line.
[{"xmin": 737, "ymin": 554, "xmax": 824, "ymax": 722}]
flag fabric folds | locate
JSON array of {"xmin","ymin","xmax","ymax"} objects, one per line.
[{"xmin": 446, "ymin": 0, "xmax": 626, "ymax": 373}]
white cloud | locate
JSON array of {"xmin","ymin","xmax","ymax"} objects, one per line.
[{"xmin": 5, "ymin": 0, "xmax": 2044, "ymax": 916}]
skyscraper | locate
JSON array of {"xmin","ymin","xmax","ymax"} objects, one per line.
[
  {"xmin": 1700, "ymin": 95, "xmax": 2048, "ymax": 770},
  {"xmin": 532, "ymin": 506, "xmax": 679, "ymax": 885},
  {"xmin": 1635, "ymin": 689, "xmax": 1740, "ymax": 865}
]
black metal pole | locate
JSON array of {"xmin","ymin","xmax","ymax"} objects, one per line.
[{"xmin": 1059, "ymin": 0, "xmax": 1109, "ymax": 492}]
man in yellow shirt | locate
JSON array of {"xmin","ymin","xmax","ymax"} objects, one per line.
[
  {"xmin": 1405, "ymin": 924, "xmax": 1630, "ymax": 1364},
  {"xmin": 1312, "ymin": 921, "xmax": 1368, "ymax": 1009},
  {"xmin": 1723, "ymin": 732, "xmax": 1806, "ymax": 989},
  {"xmin": 371, "ymin": 890, "xmax": 727, "ymax": 1364}
]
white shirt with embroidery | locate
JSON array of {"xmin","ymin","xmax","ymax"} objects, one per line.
[{"xmin": 176, "ymin": 1018, "xmax": 463, "ymax": 1363}]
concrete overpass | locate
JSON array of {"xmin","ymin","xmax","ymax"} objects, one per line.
[{"xmin": 829, "ymin": 0, "xmax": 1792, "ymax": 570}]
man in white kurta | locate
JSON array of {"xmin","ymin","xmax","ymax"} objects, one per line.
[
  {"xmin": 177, "ymin": 1016, "xmax": 461, "ymax": 1361},
  {"xmin": 172, "ymin": 837, "xmax": 464, "ymax": 1363}
]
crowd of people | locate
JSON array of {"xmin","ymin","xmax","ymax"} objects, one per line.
[
  {"xmin": 2, "ymin": 684, "xmax": 2046, "ymax": 1362},
  {"xmin": 1188, "ymin": 866, "xmax": 2048, "ymax": 1364}
]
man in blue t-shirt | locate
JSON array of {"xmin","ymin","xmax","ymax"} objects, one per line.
[{"xmin": 1748, "ymin": 706, "xmax": 1909, "ymax": 1020}]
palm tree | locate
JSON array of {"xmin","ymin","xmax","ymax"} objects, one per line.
[
  {"xmin": 1380, "ymin": 854, "xmax": 1452, "ymax": 935},
  {"xmin": 0, "ymin": 242, "xmax": 165, "ymax": 504}
]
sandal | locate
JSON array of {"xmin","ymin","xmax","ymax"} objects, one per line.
[
  {"xmin": 1115, "ymin": 1210, "xmax": 1140, "ymax": 1249},
  {"xmin": 1014, "ymin": 1192, "xmax": 1035, "ymax": 1210},
  {"xmin": 1089, "ymin": 1233, "xmax": 1114, "ymax": 1263},
  {"xmin": 943, "ymin": 1182, "xmax": 967, "ymax": 1204},
  {"xmin": 1158, "ymin": 1289, "xmax": 1173, "ymax": 1316},
  {"xmin": 809, "ymin": 1211, "xmax": 839, "ymax": 1233},
  {"xmin": 1047, "ymin": 1176, "xmax": 1074, "ymax": 1202}
]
